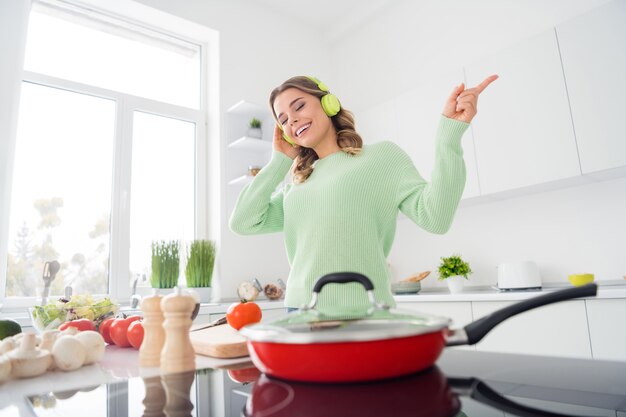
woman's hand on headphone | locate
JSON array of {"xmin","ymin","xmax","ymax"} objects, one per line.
[
  {"xmin": 273, "ymin": 124, "xmax": 300, "ymax": 159},
  {"xmin": 442, "ymin": 74, "xmax": 498, "ymax": 124}
]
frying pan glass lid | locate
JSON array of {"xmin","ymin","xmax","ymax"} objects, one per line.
[
  {"xmin": 240, "ymin": 311, "xmax": 451, "ymax": 344},
  {"xmin": 241, "ymin": 272, "xmax": 451, "ymax": 344}
]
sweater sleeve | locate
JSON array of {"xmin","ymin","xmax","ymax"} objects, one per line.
[
  {"xmin": 229, "ymin": 151, "xmax": 293, "ymax": 235},
  {"xmin": 395, "ymin": 115, "xmax": 469, "ymax": 234}
]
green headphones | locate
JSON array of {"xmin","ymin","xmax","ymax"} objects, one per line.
[
  {"xmin": 306, "ymin": 76, "xmax": 341, "ymax": 117},
  {"xmin": 280, "ymin": 76, "xmax": 341, "ymax": 146}
]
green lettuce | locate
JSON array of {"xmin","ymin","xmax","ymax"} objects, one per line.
[{"xmin": 30, "ymin": 295, "xmax": 118, "ymax": 331}]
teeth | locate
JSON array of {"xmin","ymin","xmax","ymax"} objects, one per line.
[{"xmin": 296, "ymin": 123, "xmax": 311, "ymax": 137}]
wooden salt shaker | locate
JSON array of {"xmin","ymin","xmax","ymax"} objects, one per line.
[
  {"xmin": 160, "ymin": 287, "xmax": 196, "ymax": 374},
  {"xmin": 140, "ymin": 293, "xmax": 165, "ymax": 367}
]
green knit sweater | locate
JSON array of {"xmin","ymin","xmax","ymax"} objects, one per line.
[{"xmin": 229, "ymin": 115, "xmax": 469, "ymax": 312}]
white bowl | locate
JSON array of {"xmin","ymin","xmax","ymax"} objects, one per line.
[{"xmin": 391, "ymin": 281, "xmax": 421, "ymax": 295}]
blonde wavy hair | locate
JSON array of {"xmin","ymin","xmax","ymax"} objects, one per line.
[{"xmin": 269, "ymin": 76, "xmax": 363, "ymax": 184}]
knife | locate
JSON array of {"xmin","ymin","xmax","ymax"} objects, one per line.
[{"xmin": 190, "ymin": 316, "xmax": 227, "ymax": 332}]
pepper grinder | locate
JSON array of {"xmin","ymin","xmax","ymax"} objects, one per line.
[
  {"xmin": 140, "ymin": 292, "xmax": 165, "ymax": 367},
  {"xmin": 141, "ymin": 375, "xmax": 166, "ymax": 417},
  {"xmin": 160, "ymin": 287, "xmax": 196, "ymax": 374},
  {"xmin": 162, "ymin": 370, "xmax": 195, "ymax": 417}
]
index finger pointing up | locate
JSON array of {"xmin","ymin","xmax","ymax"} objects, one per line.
[{"xmin": 475, "ymin": 74, "xmax": 499, "ymax": 93}]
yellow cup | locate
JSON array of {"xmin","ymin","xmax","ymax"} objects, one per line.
[{"xmin": 568, "ymin": 273, "xmax": 594, "ymax": 287}]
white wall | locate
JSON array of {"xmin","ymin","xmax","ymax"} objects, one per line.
[
  {"xmin": 140, "ymin": 0, "xmax": 625, "ymax": 295},
  {"xmin": 329, "ymin": 0, "xmax": 624, "ymax": 289},
  {"xmin": 389, "ymin": 177, "xmax": 626, "ymax": 289},
  {"xmin": 134, "ymin": 0, "xmax": 330, "ymax": 300},
  {"xmin": 5, "ymin": 0, "xmax": 620, "ymax": 302}
]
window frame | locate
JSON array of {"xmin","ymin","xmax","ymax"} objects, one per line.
[{"xmin": 0, "ymin": 0, "xmax": 219, "ymax": 311}]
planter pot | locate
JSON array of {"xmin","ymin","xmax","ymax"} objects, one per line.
[
  {"xmin": 446, "ymin": 276, "xmax": 466, "ymax": 294},
  {"xmin": 247, "ymin": 127, "xmax": 262, "ymax": 139},
  {"xmin": 188, "ymin": 287, "xmax": 212, "ymax": 304}
]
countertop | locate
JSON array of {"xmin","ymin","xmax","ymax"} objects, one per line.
[
  {"xmin": 5, "ymin": 282, "xmax": 625, "ymax": 328},
  {"xmin": 393, "ymin": 280, "xmax": 626, "ymax": 302},
  {"xmin": 0, "ymin": 346, "xmax": 251, "ymax": 416},
  {"xmin": 2, "ymin": 345, "xmax": 626, "ymax": 417}
]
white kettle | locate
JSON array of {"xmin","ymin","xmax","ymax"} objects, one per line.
[{"xmin": 496, "ymin": 261, "xmax": 542, "ymax": 290}]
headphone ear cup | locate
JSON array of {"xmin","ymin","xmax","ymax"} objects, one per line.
[
  {"xmin": 278, "ymin": 123, "xmax": 296, "ymax": 146},
  {"xmin": 321, "ymin": 94, "xmax": 341, "ymax": 117},
  {"xmin": 282, "ymin": 132, "xmax": 296, "ymax": 146}
]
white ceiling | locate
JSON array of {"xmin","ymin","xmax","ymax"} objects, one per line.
[{"xmin": 251, "ymin": 0, "xmax": 404, "ymax": 43}]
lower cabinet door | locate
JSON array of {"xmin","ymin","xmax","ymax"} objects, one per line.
[
  {"xmin": 585, "ymin": 298, "xmax": 626, "ymax": 361},
  {"xmin": 472, "ymin": 300, "xmax": 591, "ymax": 358},
  {"xmin": 399, "ymin": 301, "xmax": 474, "ymax": 351}
]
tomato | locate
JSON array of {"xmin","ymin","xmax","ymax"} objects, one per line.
[
  {"xmin": 58, "ymin": 318, "xmax": 96, "ymax": 332},
  {"xmin": 226, "ymin": 301, "xmax": 262, "ymax": 330},
  {"xmin": 227, "ymin": 366, "xmax": 262, "ymax": 384},
  {"xmin": 127, "ymin": 320, "xmax": 144, "ymax": 349},
  {"xmin": 98, "ymin": 318, "xmax": 116, "ymax": 344},
  {"xmin": 109, "ymin": 316, "xmax": 141, "ymax": 347}
]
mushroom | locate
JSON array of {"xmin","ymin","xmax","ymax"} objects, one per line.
[
  {"xmin": 74, "ymin": 331, "xmax": 105, "ymax": 365},
  {"xmin": 0, "ymin": 337, "xmax": 16, "ymax": 355},
  {"xmin": 8, "ymin": 332, "xmax": 51, "ymax": 378},
  {"xmin": 0, "ymin": 354, "xmax": 11, "ymax": 383},
  {"xmin": 40, "ymin": 330, "xmax": 59, "ymax": 370},
  {"xmin": 52, "ymin": 335, "xmax": 85, "ymax": 371}
]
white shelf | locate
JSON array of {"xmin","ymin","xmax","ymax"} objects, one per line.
[
  {"xmin": 228, "ymin": 136, "xmax": 272, "ymax": 152},
  {"xmin": 226, "ymin": 100, "xmax": 267, "ymax": 116},
  {"xmin": 228, "ymin": 175, "xmax": 254, "ymax": 186}
]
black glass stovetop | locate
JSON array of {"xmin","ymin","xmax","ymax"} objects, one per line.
[{"xmin": 25, "ymin": 350, "xmax": 626, "ymax": 417}]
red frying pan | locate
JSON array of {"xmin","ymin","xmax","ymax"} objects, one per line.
[{"xmin": 240, "ymin": 272, "xmax": 597, "ymax": 383}]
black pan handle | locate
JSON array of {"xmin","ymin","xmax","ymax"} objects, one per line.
[
  {"xmin": 312, "ymin": 272, "xmax": 374, "ymax": 293},
  {"xmin": 449, "ymin": 377, "xmax": 585, "ymax": 417},
  {"xmin": 460, "ymin": 283, "xmax": 597, "ymax": 345},
  {"xmin": 304, "ymin": 272, "xmax": 376, "ymax": 311}
]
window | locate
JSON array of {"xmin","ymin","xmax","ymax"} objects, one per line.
[
  {"xmin": 8, "ymin": 82, "xmax": 115, "ymax": 297},
  {"xmin": 3, "ymin": 0, "xmax": 211, "ymax": 305}
]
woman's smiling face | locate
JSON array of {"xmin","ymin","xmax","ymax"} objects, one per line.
[{"xmin": 273, "ymin": 88, "xmax": 336, "ymax": 150}]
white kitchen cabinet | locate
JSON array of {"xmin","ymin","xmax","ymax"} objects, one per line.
[
  {"xmin": 585, "ymin": 298, "xmax": 626, "ymax": 361},
  {"xmin": 259, "ymin": 305, "xmax": 287, "ymax": 322},
  {"xmin": 465, "ymin": 29, "xmax": 581, "ymax": 195},
  {"xmin": 394, "ymin": 68, "xmax": 481, "ymax": 199},
  {"xmin": 472, "ymin": 300, "xmax": 592, "ymax": 359},
  {"xmin": 556, "ymin": 0, "xmax": 626, "ymax": 175},
  {"xmin": 397, "ymin": 300, "xmax": 474, "ymax": 350}
]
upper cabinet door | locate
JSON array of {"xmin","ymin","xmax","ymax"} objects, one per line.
[
  {"xmin": 556, "ymin": 0, "xmax": 626, "ymax": 174},
  {"xmin": 395, "ymin": 69, "xmax": 481, "ymax": 199},
  {"xmin": 465, "ymin": 30, "xmax": 581, "ymax": 195}
]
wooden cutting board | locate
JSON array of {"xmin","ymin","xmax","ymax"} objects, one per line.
[{"xmin": 189, "ymin": 324, "xmax": 249, "ymax": 358}]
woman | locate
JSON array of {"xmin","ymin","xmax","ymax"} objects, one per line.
[{"xmin": 229, "ymin": 75, "xmax": 497, "ymax": 312}]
